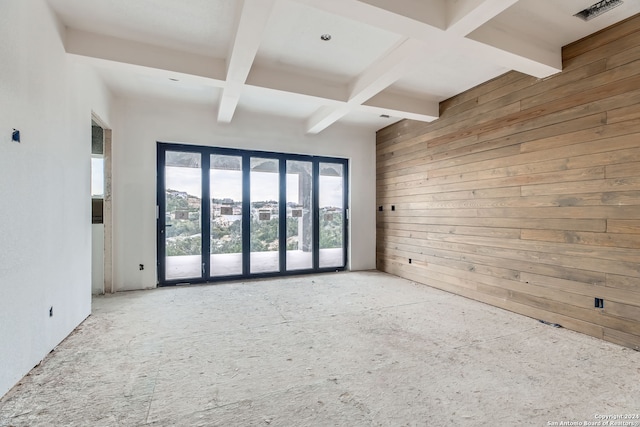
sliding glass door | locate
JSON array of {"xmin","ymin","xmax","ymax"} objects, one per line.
[
  {"xmin": 286, "ymin": 160, "xmax": 313, "ymax": 272},
  {"xmin": 250, "ymin": 157, "xmax": 280, "ymax": 274},
  {"xmin": 162, "ymin": 151, "xmax": 202, "ymax": 281},
  {"xmin": 157, "ymin": 144, "xmax": 348, "ymax": 285},
  {"xmin": 210, "ymin": 154, "xmax": 243, "ymax": 277}
]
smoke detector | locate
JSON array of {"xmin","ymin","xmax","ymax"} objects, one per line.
[{"xmin": 574, "ymin": 0, "xmax": 623, "ymax": 21}]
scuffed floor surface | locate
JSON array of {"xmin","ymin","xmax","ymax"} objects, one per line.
[{"xmin": 2, "ymin": 271, "xmax": 640, "ymax": 426}]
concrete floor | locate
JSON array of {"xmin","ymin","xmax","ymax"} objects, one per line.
[{"xmin": 1, "ymin": 271, "xmax": 639, "ymax": 426}]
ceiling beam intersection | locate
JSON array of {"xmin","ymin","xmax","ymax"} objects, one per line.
[
  {"xmin": 218, "ymin": 0, "xmax": 277, "ymax": 123},
  {"xmin": 306, "ymin": 37, "xmax": 438, "ymax": 134}
]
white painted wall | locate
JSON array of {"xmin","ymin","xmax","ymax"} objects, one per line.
[
  {"xmin": 111, "ymin": 97, "xmax": 376, "ymax": 290},
  {"xmin": 0, "ymin": 0, "xmax": 112, "ymax": 397}
]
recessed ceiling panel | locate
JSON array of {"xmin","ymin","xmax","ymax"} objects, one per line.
[
  {"xmin": 391, "ymin": 51, "xmax": 508, "ymax": 100},
  {"xmin": 47, "ymin": 0, "xmax": 237, "ymax": 57},
  {"xmin": 238, "ymin": 85, "xmax": 329, "ymax": 119},
  {"xmin": 341, "ymin": 109, "xmax": 402, "ymax": 130},
  {"xmin": 97, "ymin": 67, "xmax": 222, "ymax": 106},
  {"xmin": 255, "ymin": 1, "xmax": 404, "ymax": 84}
]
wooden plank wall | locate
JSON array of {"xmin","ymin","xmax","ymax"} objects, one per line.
[{"xmin": 376, "ymin": 15, "xmax": 640, "ymax": 350}]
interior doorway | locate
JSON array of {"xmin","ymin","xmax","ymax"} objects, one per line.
[
  {"xmin": 91, "ymin": 114, "xmax": 113, "ymax": 294},
  {"xmin": 157, "ymin": 143, "xmax": 348, "ymax": 285}
]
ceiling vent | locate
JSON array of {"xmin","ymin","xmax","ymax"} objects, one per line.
[{"xmin": 574, "ymin": 0, "xmax": 623, "ymax": 21}]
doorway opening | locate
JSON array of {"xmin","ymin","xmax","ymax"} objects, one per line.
[{"xmin": 91, "ymin": 114, "xmax": 113, "ymax": 294}]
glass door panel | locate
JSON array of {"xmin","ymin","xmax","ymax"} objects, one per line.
[
  {"xmin": 210, "ymin": 154, "xmax": 243, "ymax": 277},
  {"xmin": 164, "ymin": 151, "xmax": 202, "ymax": 280},
  {"xmin": 250, "ymin": 158, "xmax": 280, "ymax": 274},
  {"xmin": 286, "ymin": 160, "xmax": 313, "ymax": 271},
  {"xmin": 319, "ymin": 162, "xmax": 345, "ymax": 269}
]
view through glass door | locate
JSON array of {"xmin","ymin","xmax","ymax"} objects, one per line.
[
  {"xmin": 250, "ymin": 157, "xmax": 280, "ymax": 274},
  {"xmin": 319, "ymin": 162, "xmax": 345, "ymax": 269},
  {"xmin": 162, "ymin": 151, "xmax": 202, "ymax": 282},
  {"xmin": 286, "ymin": 160, "xmax": 313, "ymax": 271},
  {"xmin": 158, "ymin": 144, "xmax": 348, "ymax": 285}
]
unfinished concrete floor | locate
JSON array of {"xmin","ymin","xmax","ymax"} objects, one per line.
[{"xmin": 1, "ymin": 271, "xmax": 640, "ymax": 426}]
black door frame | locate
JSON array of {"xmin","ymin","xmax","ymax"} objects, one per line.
[{"xmin": 157, "ymin": 142, "xmax": 349, "ymax": 286}]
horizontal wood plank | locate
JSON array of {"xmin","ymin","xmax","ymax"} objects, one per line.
[
  {"xmin": 521, "ymin": 229, "xmax": 640, "ymax": 249},
  {"xmin": 607, "ymin": 220, "xmax": 640, "ymax": 234}
]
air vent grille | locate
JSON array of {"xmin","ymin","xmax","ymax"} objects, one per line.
[{"xmin": 574, "ymin": 0, "xmax": 623, "ymax": 21}]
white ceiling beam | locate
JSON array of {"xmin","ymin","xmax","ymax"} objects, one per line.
[
  {"xmin": 217, "ymin": 85, "xmax": 243, "ymax": 123},
  {"xmin": 348, "ymin": 38, "xmax": 428, "ymax": 104},
  {"xmin": 218, "ymin": 0, "xmax": 276, "ymax": 123},
  {"xmin": 446, "ymin": 0, "xmax": 520, "ymax": 37},
  {"xmin": 65, "ymin": 29, "xmax": 226, "ymax": 82},
  {"xmin": 364, "ymin": 91, "xmax": 439, "ymax": 120},
  {"xmin": 306, "ymin": 105, "xmax": 352, "ymax": 134}
]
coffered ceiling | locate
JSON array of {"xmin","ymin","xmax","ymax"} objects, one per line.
[{"xmin": 47, "ymin": 0, "xmax": 640, "ymax": 132}]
